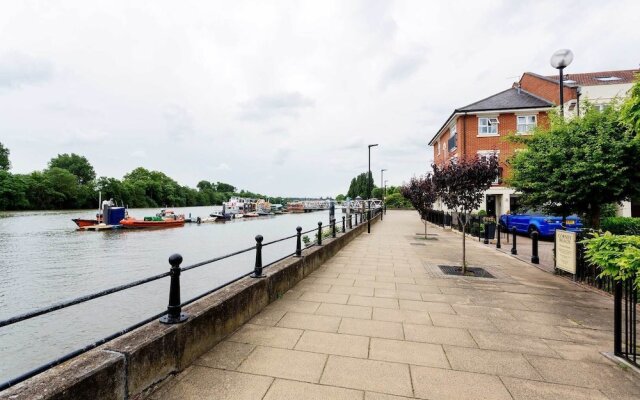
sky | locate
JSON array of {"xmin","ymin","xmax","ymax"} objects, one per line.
[{"xmin": 1, "ymin": 0, "xmax": 638, "ymax": 197}]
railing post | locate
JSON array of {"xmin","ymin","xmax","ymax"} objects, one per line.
[
  {"xmin": 496, "ymin": 224, "xmax": 501, "ymax": 249},
  {"xmin": 531, "ymin": 231, "xmax": 540, "ymax": 264},
  {"xmin": 511, "ymin": 227, "xmax": 517, "ymax": 255},
  {"xmin": 332, "ymin": 219, "xmax": 336, "ymax": 238},
  {"xmin": 380, "ymin": 206, "xmax": 383, "ymax": 221},
  {"xmin": 342, "ymin": 216, "xmax": 346, "ymax": 233},
  {"xmin": 355, "ymin": 213, "xmax": 358, "ymax": 225},
  {"xmin": 251, "ymin": 235, "xmax": 265, "ymax": 278},
  {"xmin": 317, "ymin": 222, "xmax": 323, "ymax": 245},
  {"xmin": 295, "ymin": 226, "xmax": 302, "ymax": 257},
  {"xmin": 160, "ymin": 254, "xmax": 188, "ymax": 324},
  {"xmin": 614, "ymin": 279, "xmax": 622, "ymax": 355}
]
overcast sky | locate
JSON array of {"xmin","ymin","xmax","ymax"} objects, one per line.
[{"xmin": 1, "ymin": 0, "xmax": 638, "ymax": 197}]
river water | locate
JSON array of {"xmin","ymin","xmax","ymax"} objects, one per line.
[{"xmin": 0, "ymin": 206, "xmax": 338, "ymax": 383}]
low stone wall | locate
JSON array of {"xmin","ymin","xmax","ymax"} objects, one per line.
[{"xmin": 1, "ymin": 214, "xmax": 381, "ymax": 400}]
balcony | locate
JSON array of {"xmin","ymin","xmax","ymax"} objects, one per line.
[{"xmin": 448, "ymin": 134, "xmax": 457, "ymax": 151}]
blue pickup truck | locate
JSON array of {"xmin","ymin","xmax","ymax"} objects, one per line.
[{"xmin": 499, "ymin": 213, "xmax": 583, "ymax": 237}]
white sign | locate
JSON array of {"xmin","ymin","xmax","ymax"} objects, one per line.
[{"xmin": 555, "ymin": 230, "xmax": 577, "ymax": 274}]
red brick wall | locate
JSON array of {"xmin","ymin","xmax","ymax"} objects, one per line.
[{"xmin": 519, "ymin": 73, "xmax": 576, "ymax": 104}]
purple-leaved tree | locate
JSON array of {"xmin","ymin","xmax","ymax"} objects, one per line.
[
  {"xmin": 432, "ymin": 155, "xmax": 499, "ymax": 274},
  {"xmin": 401, "ymin": 175, "xmax": 438, "ymax": 239}
]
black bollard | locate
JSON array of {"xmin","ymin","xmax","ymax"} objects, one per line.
[
  {"xmin": 483, "ymin": 224, "xmax": 489, "ymax": 244},
  {"xmin": 531, "ymin": 231, "xmax": 540, "ymax": 264},
  {"xmin": 251, "ymin": 235, "xmax": 265, "ymax": 278},
  {"xmin": 160, "ymin": 254, "xmax": 188, "ymax": 324},
  {"xmin": 317, "ymin": 222, "xmax": 323, "ymax": 245},
  {"xmin": 511, "ymin": 227, "xmax": 517, "ymax": 255},
  {"xmin": 332, "ymin": 219, "xmax": 336, "ymax": 238},
  {"xmin": 295, "ymin": 226, "xmax": 302, "ymax": 257},
  {"xmin": 496, "ymin": 224, "xmax": 501, "ymax": 249},
  {"xmin": 367, "ymin": 210, "xmax": 371, "ymax": 234},
  {"xmin": 380, "ymin": 206, "xmax": 383, "ymax": 221},
  {"xmin": 355, "ymin": 213, "xmax": 358, "ymax": 225},
  {"xmin": 342, "ymin": 216, "xmax": 346, "ymax": 233}
]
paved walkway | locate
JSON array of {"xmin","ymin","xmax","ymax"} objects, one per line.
[{"xmin": 151, "ymin": 210, "xmax": 640, "ymax": 400}]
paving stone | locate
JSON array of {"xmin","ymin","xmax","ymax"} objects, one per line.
[
  {"xmin": 266, "ymin": 299, "xmax": 321, "ymax": 313},
  {"xmin": 263, "ymin": 379, "xmax": 363, "ymax": 400},
  {"xmin": 501, "ymin": 376, "xmax": 610, "ymax": 400},
  {"xmin": 491, "ymin": 319, "xmax": 571, "ymax": 340},
  {"xmin": 452, "ymin": 304, "xmax": 516, "ymax": 320},
  {"xmin": 348, "ymin": 295, "xmax": 399, "ymax": 309},
  {"xmin": 315, "ymin": 277, "xmax": 356, "ymax": 286},
  {"xmin": 295, "ymin": 330, "xmax": 370, "ymax": 358},
  {"xmin": 541, "ymin": 340, "xmax": 612, "ymax": 364},
  {"xmin": 470, "ymin": 330, "xmax": 559, "ymax": 357},
  {"xmin": 195, "ymin": 341, "xmax": 255, "ymax": 370},
  {"xmin": 411, "ymin": 365, "xmax": 512, "ymax": 400},
  {"xmin": 330, "ymin": 285, "xmax": 375, "ymax": 296},
  {"xmin": 372, "ymin": 308, "xmax": 432, "ymax": 325},
  {"xmin": 354, "ymin": 280, "xmax": 397, "ymax": 289},
  {"xmin": 339, "ymin": 317, "xmax": 404, "ymax": 339},
  {"xmin": 444, "ymin": 345, "xmax": 542, "ymax": 379},
  {"xmin": 155, "ymin": 367, "xmax": 273, "ymax": 400},
  {"xmin": 277, "ymin": 311, "xmax": 341, "ymax": 332},
  {"xmin": 396, "ymin": 283, "xmax": 442, "ymax": 294},
  {"xmin": 316, "ymin": 303, "xmax": 372, "ymax": 319},
  {"xmin": 248, "ymin": 308, "xmax": 286, "ymax": 326},
  {"xmin": 404, "ymin": 324, "xmax": 476, "ymax": 347},
  {"xmin": 364, "ymin": 393, "xmax": 412, "ymax": 400},
  {"xmin": 237, "ymin": 346, "xmax": 327, "ymax": 383},
  {"xmin": 374, "ymin": 288, "xmax": 422, "ymax": 300},
  {"xmin": 321, "ymin": 355, "xmax": 413, "ymax": 397},
  {"xmin": 398, "ymin": 299, "xmax": 455, "ymax": 314},
  {"xmin": 429, "ymin": 312, "xmax": 498, "ymax": 331},
  {"xmin": 370, "ymin": 338, "xmax": 449, "ymax": 368},
  {"xmin": 228, "ymin": 324, "xmax": 303, "ymax": 349},
  {"xmin": 420, "ymin": 292, "xmax": 473, "ymax": 304},
  {"xmin": 299, "ymin": 291, "xmax": 350, "ymax": 304}
]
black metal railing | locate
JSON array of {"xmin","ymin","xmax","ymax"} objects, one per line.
[
  {"xmin": 0, "ymin": 210, "xmax": 383, "ymax": 391},
  {"xmin": 614, "ymin": 275, "xmax": 638, "ymax": 367}
]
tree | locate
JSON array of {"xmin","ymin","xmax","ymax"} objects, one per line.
[
  {"xmin": 384, "ymin": 192, "xmax": 411, "ymax": 208},
  {"xmin": 336, "ymin": 194, "xmax": 346, "ymax": 201},
  {"xmin": 215, "ymin": 182, "xmax": 235, "ymax": 193},
  {"xmin": 508, "ymin": 106, "xmax": 640, "ymax": 228},
  {"xmin": 621, "ymin": 78, "xmax": 640, "ymax": 134},
  {"xmin": 49, "ymin": 153, "xmax": 96, "ymax": 185},
  {"xmin": 401, "ymin": 175, "xmax": 437, "ymax": 238},
  {"xmin": 0, "ymin": 142, "xmax": 10, "ymax": 171},
  {"xmin": 432, "ymin": 155, "xmax": 499, "ymax": 274},
  {"xmin": 371, "ymin": 187, "xmax": 383, "ymax": 199},
  {"xmin": 346, "ymin": 172, "xmax": 375, "ymax": 198}
]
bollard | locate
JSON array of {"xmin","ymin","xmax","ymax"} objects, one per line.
[
  {"xmin": 496, "ymin": 224, "xmax": 501, "ymax": 249},
  {"xmin": 342, "ymin": 216, "xmax": 346, "ymax": 233},
  {"xmin": 160, "ymin": 254, "xmax": 188, "ymax": 324},
  {"xmin": 483, "ymin": 224, "xmax": 489, "ymax": 245},
  {"xmin": 380, "ymin": 206, "xmax": 383, "ymax": 221},
  {"xmin": 317, "ymin": 222, "xmax": 323, "ymax": 245},
  {"xmin": 332, "ymin": 219, "xmax": 336, "ymax": 238},
  {"xmin": 367, "ymin": 210, "xmax": 371, "ymax": 233},
  {"xmin": 295, "ymin": 226, "xmax": 302, "ymax": 257},
  {"xmin": 511, "ymin": 227, "xmax": 517, "ymax": 255},
  {"xmin": 355, "ymin": 213, "xmax": 358, "ymax": 225},
  {"xmin": 348, "ymin": 214, "xmax": 352, "ymax": 229},
  {"xmin": 251, "ymin": 235, "xmax": 265, "ymax": 278},
  {"xmin": 531, "ymin": 231, "xmax": 540, "ymax": 264}
]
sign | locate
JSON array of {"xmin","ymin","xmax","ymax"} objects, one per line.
[{"xmin": 555, "ymin": 230, "xmax": 577, "ymax": 273}]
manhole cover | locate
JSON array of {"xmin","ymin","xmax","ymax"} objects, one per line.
[
  {"xmin": 410, "ymin": 242, "xmax": 426, "ymax": 246},
  {"xmin": 438, "ymin": 265, "xmax": 495, "ymax": 278}
]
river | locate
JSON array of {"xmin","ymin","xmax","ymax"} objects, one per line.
[{"xmin": 0, "ymin": 206, "xmax": 339, "ymax": 384}]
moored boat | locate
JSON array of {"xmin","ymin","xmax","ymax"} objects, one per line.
[{"xmin": 119, "ymin": 216, "xmax": 185, "ymax": 229}]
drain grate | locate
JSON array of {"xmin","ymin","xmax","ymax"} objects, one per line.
[
  {"xmin": 410, "ymin": 242, "xmax": 426, "ymax": 246},
  {"xmin": 438, "ymin": 265, "xmax": 495, "ymax": 278}
]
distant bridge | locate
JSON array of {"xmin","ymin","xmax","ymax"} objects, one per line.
[{"xmin": 294, "ymin": 199, "xmax": 383, "ymax": 212}]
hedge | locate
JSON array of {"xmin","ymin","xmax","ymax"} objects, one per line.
[{"xmin": 601, "ymin": 217, "xmax": 640, "ymax": 235}]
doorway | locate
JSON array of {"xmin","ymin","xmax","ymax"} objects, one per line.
[{"xmin": 486, "ymin": 195, "xmax": 496, "ymax": 217}]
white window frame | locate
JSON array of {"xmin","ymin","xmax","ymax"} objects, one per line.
[
  {"xmin": 516, "ymin": 115, "xmax": 536, "ymax": 134},
  {"xmin": 478, "ymin": 117, "xmax": 499, "ymax": 136},
  {"xmin": 449, "ymin": 125, "xmax": 457, "ymax": 151},
  {"xmin": 477, "ymin": 150, "xmax": 500, "ymax": 184}
]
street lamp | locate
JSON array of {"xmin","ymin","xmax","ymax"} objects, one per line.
[
  {"xmin": 384, "ymin": 179, "xmax": 388, "ymax": 215},
  {"xmin": 368, "ymin": 144, "xmax": 378, "ymax": 233},
  {"xmin": 550, "ymin": 49, "xmax": 574, "ymax": 117},
  {"xmin": 380, "ymin": 169, "xmax": 387, "ymax": 199}
]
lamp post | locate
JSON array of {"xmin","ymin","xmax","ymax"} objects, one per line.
[
  {"xmin": 368, "ymin": 144, "xmax": 378, "ymax": 233},
  {"xmin": 550, "ymin": 49, "xmax": 574, "ymax": 117},
  {"xmin": 384, "ymin": 179, "xmax": 388, "ymax": 215},
  {"xmin": 380, "ymin": 169, "xmax": 386, "ymax": 199}
]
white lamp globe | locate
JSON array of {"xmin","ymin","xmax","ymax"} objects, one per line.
[{"xmin": 550, "ymin": 49, "xmax": 574, "ymax": 69}]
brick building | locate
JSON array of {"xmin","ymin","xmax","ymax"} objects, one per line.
[{"xmin": 429, "ymin": 68, "xmax": 639, "ymax": 218}]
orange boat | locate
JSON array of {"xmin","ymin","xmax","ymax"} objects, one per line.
[{"xmin": 120, "ymin": 210, "xmax": 185, "ymax": 229}]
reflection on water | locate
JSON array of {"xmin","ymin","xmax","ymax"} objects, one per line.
[{"xmin": 0, "ymin": 206, "xmax": 336, "ymax": 383}]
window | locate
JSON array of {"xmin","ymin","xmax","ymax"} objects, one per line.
[
  {"xmin": 478, "ymin": 117, "xmax": 499, "ymax": 135},
  {"xmin": 516, "ymin": 115, "xmax": 536, "ymax": 133},
  {"xmin": 448, "ymin": 125, "xmax": 457, "ymax": 151},
  {"xmin": 477, "ymin": 150, "xmax": 500, "ymax": 184}
]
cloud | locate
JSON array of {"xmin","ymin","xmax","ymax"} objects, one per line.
[
  {"xmin": 0, "ymin": 52, "xmax": 53, "ymax": 90},
  {"xmin": 238, "ymin": 92, "xmax": 315, "ymax": 121},
  {"xmin": 130, "ymin": 150, "xmax": 147, "ymax": 158},
  {"xmin": 214, "ymin": 162, "xmax": 231, "ymax": 171},
  {"xmin": 163, "ymin": 105, "xmax": 195, "ymax": 140},
  {"xmin": 379, "ymin": 52, "xmax": 427, "ymax": 89},
  {"xmin": 273, "ymin": 144, "xmax": 291, "ymax": 166}
]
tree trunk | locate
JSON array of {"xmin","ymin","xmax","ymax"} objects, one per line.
[
  {"xmin": 424, "ymin": 219, "xmax": 428, "ymax": 238},
  {"xmin": 462, "ymin": 217, "xmax": 467, "ymax": 275},
  {"xmin": 591, "ymin": 204, "xmax": 601, "ymax": 229}
]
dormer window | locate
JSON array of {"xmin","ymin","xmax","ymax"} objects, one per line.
[
  {"xmin": 595, "ymin": 76, "xmax": 621, "ymax": 82},
  {"xmin": 478, "ymin": 117, "xmax": 499, "ymax": 136}
]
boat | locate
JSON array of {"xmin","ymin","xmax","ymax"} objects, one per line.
[
  {"xmin": 119, "ymin": 216, "xmax": 185, "ymax": 229},
  {"xmin": 196, "ymin": 216, "xmax": 218, "ymax": 224},
  {"xmin": 243, "ymin": 212, "xmax": 259, "ymax": 218},
  {"xmin": 287, "ymin": 202, "xmax": 304, "ymax": 213},
  {"xmin": 256, "ymin": 199, "xmax": 273, "ymax": 216},
  {"xmin": 72, "ymin": 193, "xmax": 126, "ymax": 229},
  {"xmin": 72, "ymin": 217, "xmax": 101, "ymax": 228}
]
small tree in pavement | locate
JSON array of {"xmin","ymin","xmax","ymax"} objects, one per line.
[
  {"xmin": 401, "ymin": 175, "xmax": 437, "ymax": 239},
  {"xmin": 432, "ymin": 155, "xmax": 499, "ymax": 274}
]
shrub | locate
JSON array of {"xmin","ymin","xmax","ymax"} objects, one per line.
[
  {"xmin": 601, "ymin": 217, "xmax": 640, "ymax": 235},
  {"xmin": 583, "ymin": 232, "xmax": 640, "ymax": 288}
]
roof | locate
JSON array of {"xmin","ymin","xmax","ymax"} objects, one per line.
[
  {"xmin": 544, "ymin": 69, "xmax": 639, "ymax": 86},
  {"xmin": 457, "ymin": 87, "xmax": 554, "ymax": 112},
  {"xmin": 427, "ymin": 88, "xmax": 553, "ymax": 145}
]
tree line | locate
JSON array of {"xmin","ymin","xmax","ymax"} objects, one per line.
[{"xmin": 0, "ymin": 149, "xmax": 286, "ymax": 211}]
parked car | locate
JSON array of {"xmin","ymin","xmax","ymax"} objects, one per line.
[{"xmin": 499, "ymin": 212, "xmax": 583, "ymax": 237}]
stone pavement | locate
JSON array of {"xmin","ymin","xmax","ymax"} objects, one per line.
[{"xmin": 150, "ymin": 210, "xmax": 640, "ymax": 400}]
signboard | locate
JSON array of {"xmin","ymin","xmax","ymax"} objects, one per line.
[{"xmin": 555, "ymin": 230, "xmax": 577, "ymax": 273}]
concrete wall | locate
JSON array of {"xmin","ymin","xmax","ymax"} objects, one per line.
[{"xmin": 0, "ymin": 214, "xmax": 380, "ymax": 400}]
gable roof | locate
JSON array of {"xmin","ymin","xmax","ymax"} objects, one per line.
[
  {"xmin": 427, "ymin": 88, "xmax": 553, "ymax": 145},
  {"xmin": 544, "ymin": 69, "xmax": 639, "ymax": 86}
]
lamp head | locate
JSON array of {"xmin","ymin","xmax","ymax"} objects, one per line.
[
  {"xmin": 550, "ymin": 49, "xmax": 574, "ymax": 69},
  {"xmin": 368, "ymin": 144, "xmax": 379, "ymax": 148}
]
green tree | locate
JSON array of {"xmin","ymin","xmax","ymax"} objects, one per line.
[
  {"xmin": 508, "ymin": 106, "xmax": 640, "ymax": 228},
  {"xmin": 346, "ymin": 172, "xmax": 375, "ymax": 198},
  {"xmin": 0, "ymin": 142, "xmax": 10, "ymax": 171},
  {"xmin": 215, "ymin": 182, "xmax": 235, "ymax": 193},
  {"xmin": 621, "ymin": 78, "xmax": 640, "ymax": 134},
  {"xmin": 335, "ymin": 194, "xmax": 346, "ymax": 201},
  {"xmin": 371, "ymin": 187, "xmax": 383, "ymax": 199},
  {"xmin": 384, "ymin": 192, "xmax": 411, "ymax": 208},
  {"xmin": 0, "ymin": 171, "xmax": 29, "ymax": 210},
  {"xmin": 49, "ymin": 153, "xmax": 96, "ymax": 185}
]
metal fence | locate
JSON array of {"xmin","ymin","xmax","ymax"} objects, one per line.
[{"xmin": 0, "ymin": 209, "xmax": 381, "ymax": 391}]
